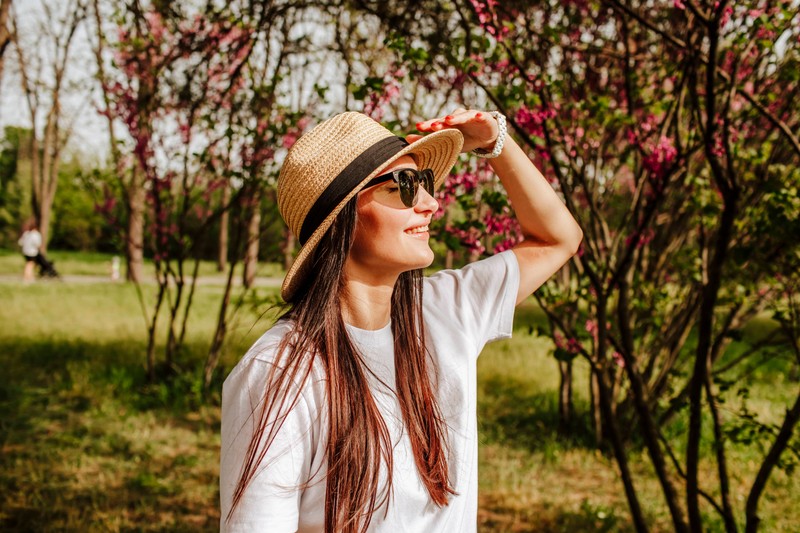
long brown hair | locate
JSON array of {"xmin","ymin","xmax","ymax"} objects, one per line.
[{"xmin": 228, "ymin": 198, "xmax": 454, "ymax": 532}]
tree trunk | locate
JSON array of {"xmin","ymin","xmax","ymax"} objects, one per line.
[
  {"xmin": 704, "ymin": 374, "xmax": 738, "ymax": 533},
  {"xmin": 0, "ymin": 0, "xmax": 11, "ymax": 84},
  {"xmin": 29, "ymin": 135, "xmax": 42, "ymax": 231},
  {"xmin": 38, "ymin": 91, "xmax": 62, "ymax": 254},
  {"xmin": 558, "ymin": 359, "xmax": 573, "ymax": 433},
  {"xmin": 126, "ymin": 167, "xmax": 145, "ymax": 282},
  {"xmin": 595, "ymin": 367, "xmax": 650, "ymax": 533},
  {"xmin": 38, "ymin": 198, "xmax": 52, "ymax": 253},
  {"xmin": 218, "ymin": 182, "xmax": 230, "ymax": 272},
  {"xmin": 243, "ymin": 203, "xmax": 261, "ymax": 289},
  {"xmin": 205, "ymin": 258, "xmax": 238, "ymax": 389},
  {"xmin": 616, "ymin": 281, "xmax": 690, "ymax": 533},
  {"xmin": 687, "ymin": 201, "xmax": 738, "ymax": 532},
  {"xmin": 590, "ymin": 368, "xmax": 604, "ymax": 445}
]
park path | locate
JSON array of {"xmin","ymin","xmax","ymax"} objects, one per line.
[{"xmin": 0, "ymin": 273, "xmax": 283, "ymax": 287}]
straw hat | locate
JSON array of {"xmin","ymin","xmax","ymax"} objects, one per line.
[{"xmin": 277, "ymin": 111, "xmax": 464, "ymax": 302}]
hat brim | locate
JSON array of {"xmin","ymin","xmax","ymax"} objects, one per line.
[{"xmin": 281, "ymin": 128, "xmax": 464, "ymax": 302}]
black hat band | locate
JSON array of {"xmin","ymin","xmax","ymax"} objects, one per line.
[{"xmin": 299, "ymin": 135, "xmax": 409, "ymax": 245}]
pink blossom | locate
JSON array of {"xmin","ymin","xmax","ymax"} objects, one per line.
[
  {"xmin": 145, "ymin": 12, "xmax": 166, "ymax": 41},
  {"xmin": 554, "ymin": 331, "xmax": 583, "ymax": 355},
  {"xmin": 484, "ymin": 210, "xmax": 523, "ymax": 253},
  {"xmin": 444, "ymin": 225, "xmax": 485, "ymax": 255},
  {"xmin": 720, "ymin": 5, "xmax": 734, "ymax": 26},
  {"xmin": 515, "ymin": 104, "xmax": 557, "ymax": 139},
  {"xmin": 625, "ymin": 228, "xmax": 655, "ymax": 249},
  {"xmin": 640, "ymin": 114, "xmax": 656, "ymax": 133},
  {"xmin": 756, "ymin": 27, "xmax": 776, "ymax": 40},
  {"xmin": 567, "ymin": 337, "xmax": 582, "ymax": 354},
  {"xmin": 554, "ymin": 330, "xmax": 567, "ymax": 350},
  {"xmin": 469, "ymin": 0, "xmax": 510, "ymax": 41},
  {"xmin": 585, "ymin": 319, "xmax": 612, "ymax": 343},
  {"xmin": 710, "ymin": 131, "xmax": 726, "ymax": 158},
  {"xmin": 494, "ymin": 238, "xmax": 518, "ymax": 253},
  {"xmin": 363, "ymin": 73, "xmax": 403, "ymax": 121},
  {"xmin": 612, "ymin": 351, "xmax": 625, "ymax": 368},
  {"xmin": 643, "ymin": 135, "xmax": 678, "ymax": 177},
  {"xmin": 585, "ymin": 319, "xmax": 598, "ymax": 338},
  {"xmin": 282, "ymin": 132, "xmax": 299, "ymax": 149},
  {"xmin": 178, "ymin": 122, "xmax": 191, "ymax": 144}
]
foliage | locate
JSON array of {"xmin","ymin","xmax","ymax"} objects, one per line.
[
  {"xmin": 49, "ymin": 162, "xmax": 115, "ymax": 252},
  {"xmin": 100, "ymin": 1, "xmax": 326, "ymax": 382},
  {"xmin": 0, "ymin": 127, "xmax": 32, "ymax": 248}
]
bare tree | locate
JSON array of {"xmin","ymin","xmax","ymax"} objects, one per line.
[{"xmin": 11, "ymin": 0, "xmax": 86, "ymax": 251}]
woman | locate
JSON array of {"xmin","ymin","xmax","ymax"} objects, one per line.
[{"xmin": 220, "ymin": 109, "xmax": 583, "ymax": 532}]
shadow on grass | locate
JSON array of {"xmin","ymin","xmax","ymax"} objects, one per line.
[
  {"xmin": 479, "ymin": 495, "xmax": 632, "ymax": 533},
  {"xmin": 478, "ymin": 373, "xmax": 596, "ymax": 454},
  {"xmin": 0, "ymin": 336, "xmax": 226, "ymax": 409},
  {"xmin": 0, "ymin": 337, "xmax": 221, "ymax": 531}
]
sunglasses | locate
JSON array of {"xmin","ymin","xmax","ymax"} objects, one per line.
[{"xmin": 365, "ymin": 168, "xmax": 436, "ymax": 208}]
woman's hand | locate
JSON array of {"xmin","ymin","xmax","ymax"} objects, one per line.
[{"xmin": 409, "ymin": 108, "xmax": 499, "ymax": 154}]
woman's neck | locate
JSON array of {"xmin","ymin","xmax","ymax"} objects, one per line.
[{"xmin": 340, "ymin": 277, "xmax": 395, "ymax": 330}]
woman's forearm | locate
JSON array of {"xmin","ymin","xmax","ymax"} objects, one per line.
[{"xmin": 490, "ymin": 135, "xmax": 583, "ymax": 253}]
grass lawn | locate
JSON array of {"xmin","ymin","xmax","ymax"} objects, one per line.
[{"xmin": 1, "ymin": 260, "xmax": 798, "ymax": 531}]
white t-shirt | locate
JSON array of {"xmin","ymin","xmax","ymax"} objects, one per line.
[
  {"xmin": 18, "ymin": 230, "xmax": 42, "ymax": 257},
  {"xmin": 220, "ymin": 251, "xmax": 519, "ymax": 532}
]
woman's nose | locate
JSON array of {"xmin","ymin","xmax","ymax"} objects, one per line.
[{"xmin": 414, "ymin": 187, "xmax": 439, "ymax": 214}]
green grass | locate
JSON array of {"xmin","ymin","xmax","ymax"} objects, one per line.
[
  {"xmin": 0, "ymin": 280, "xmax": 276, "ymax": 531},
  {"xmin": 0, "ymin": 261, "xmax": 798, "ymax": 531}
]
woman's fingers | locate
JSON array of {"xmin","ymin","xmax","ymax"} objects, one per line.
[
  {"xmin": 416, "ymin": 109, "xmax": 482, "ymax": 131},
  {"xmin": 413, "ymin": 109, "xmax": 498, "ymax": 152}
]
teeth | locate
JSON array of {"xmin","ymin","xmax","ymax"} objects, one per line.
[{"xmin": 406, "ymin": 225, "xmax": 429, "ymax": 234}]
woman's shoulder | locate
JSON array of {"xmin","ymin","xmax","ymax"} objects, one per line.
[
  {"xmin": 223, "ymin": 319, "xmax": 324, "ymax": 397},
  {"xmin": 423, "ymin": 250, "xmax": 518, "ymax": 294},
  {"xmin": 227, "ymin": 319, "xmax": 296, "ymax": 374}
]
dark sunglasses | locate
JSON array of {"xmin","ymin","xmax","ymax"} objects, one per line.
[{"xmin": 365, "ymin": 168, "xmax": 435, "ymax": 208}]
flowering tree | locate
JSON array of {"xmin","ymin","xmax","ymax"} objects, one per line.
[
  {"xmin": 98, "ymin": 0, "xmax": 333, "ymax": 386},
  {"xmin": 336, "ymin": 4, "xmax": 523, "ymax": 268},
  {"xmin": 355, "ymin": 0, "xmax": 800, "ymax": 530}
]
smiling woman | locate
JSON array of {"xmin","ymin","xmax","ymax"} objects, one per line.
[{"xmin": 219, "ymin": 110, "xmax": 583, "ymax": 533}]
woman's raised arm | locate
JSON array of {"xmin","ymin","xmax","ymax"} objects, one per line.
[{"xmin": 416, "ymin": 109, "xmax": 583, "ymax": 304}]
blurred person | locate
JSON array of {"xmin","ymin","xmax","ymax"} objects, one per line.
[
  {"xmin": 220, "ymin": 109, "xmax": 583, "ymax": 532},
  {"xmin": 18, "ymin": 218, "xmax": 42, "ymax": 282}
]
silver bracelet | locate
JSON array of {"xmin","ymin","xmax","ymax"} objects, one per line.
[{"xmin": 472, "ymin": 111, "xmax": 507, "ymax": 159}]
